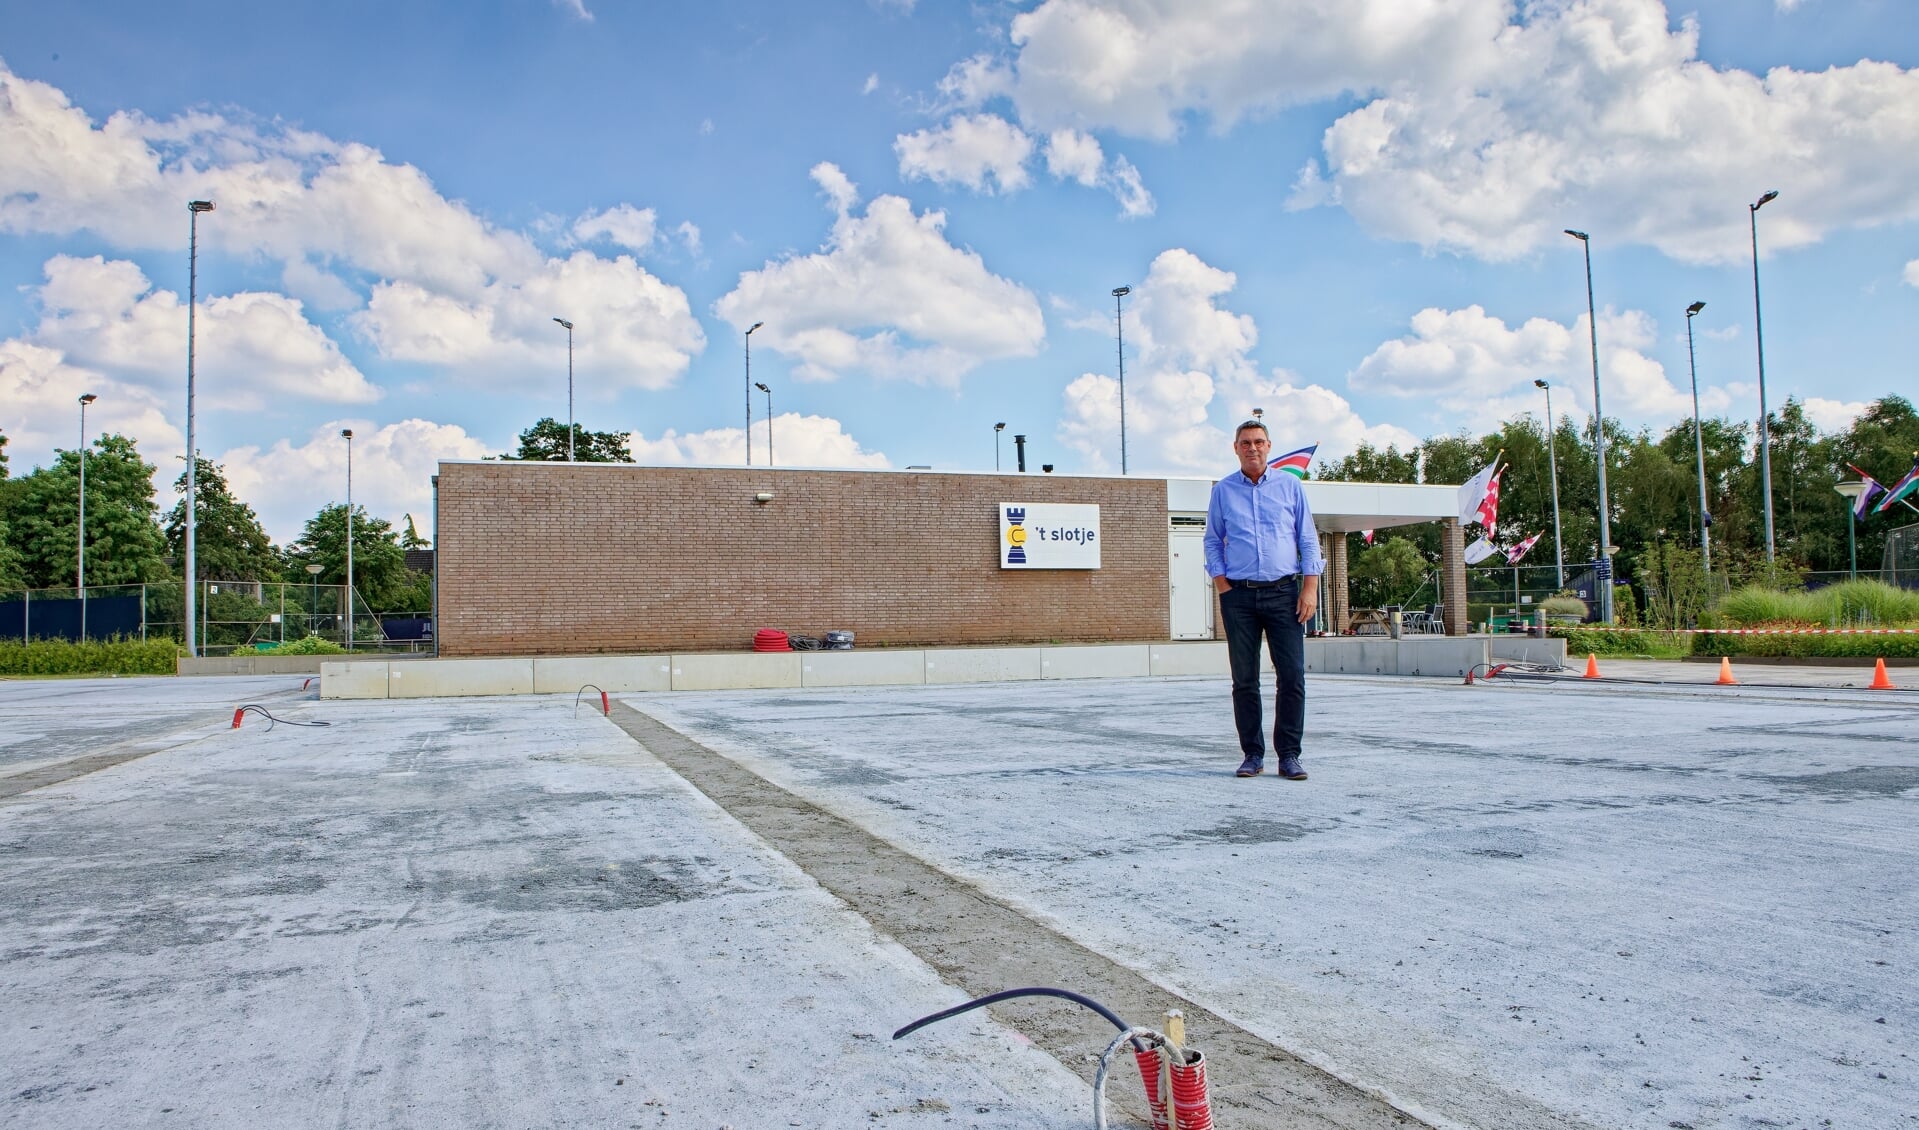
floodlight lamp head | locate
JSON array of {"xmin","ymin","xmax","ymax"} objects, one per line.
[
  {"xmin": 79, "ymin": 393, "xmax": 97, "ymax": 405},
  {"xmin": 755, "ymin": 382, "xmax": 769, "ymax": 392},
  {"xmin": 1754, "ymin": 190, "xmax": 1779, "ymax": 209},
  {"xmin": 340, "ymin": 428, "xmax": 353, "ymax": 439},
  {"xmin": 746, "ymin": 321, "xmax": 763, "ymax": 334},
  {"xmin": 553, "ymin": 317, "xmax": 572, "ymax": 330},
  {"xmin": 188, "ymin": 200, "xmax": 215, "ymax": 213},
  {"xmin": 1112, "ymin": 286, "xmax": 1130, "ymax": 298},
  {"xmin": 994, "ymin": 422, "xmax": 1005, "ymax": 432},
  {"xmin": 1534, "ymin": 379, "xmax": 1549, "ymax": 389},
  {"xmin": 1563, "ymin": 229, "xmax": 1588, "ymax": 241},
  {"xmin": 1686, "ymin": 301, "xmax": 1706, "ymax": 316}
]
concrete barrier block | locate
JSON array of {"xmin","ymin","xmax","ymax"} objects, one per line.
[
  {"xmin": 533, "ymin": 656, "xmax": 672, "ymax": 694},
  {"xmin": 389, "ymin": 658, "xmax": 534, "ymax": 698},
  {"xmin": 1305, "ymin": 638, "xmax": 1361, "ymax": 674},
  {"xmin": 923, "ymin": 648, "xmax": 1043, "ymax": 685},
  {"xmin": 320, "ymin": 660, "xmax": 389, "ymax": 699},
  {"xmin": 1491, "ymin": 637, "xmax": 1568, "ymax": 666},
  {"xmin": 1040, "ymin": 644, "xmax": 1150, "ymax": 680},
  {"xmin": 670, "ymin": 653, "xmax": 802, "ymax": 691},
  {"xmin": 801, "ymin": 650, "xmax": 926, "ymax": 688},
  {"xmin": 1149, "ymin": 641, "xmax": 1230, "ymax": 676}
]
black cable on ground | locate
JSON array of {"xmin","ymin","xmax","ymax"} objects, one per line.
[
  {"xmin": 233, "ymin": 704, "xmax": 332, "ymax": 732},
  {"xmin": 894, "ymin": 986, "xmax": 1147, "ymax": 1051}
]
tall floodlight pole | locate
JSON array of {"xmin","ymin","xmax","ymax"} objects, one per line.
[
  {"xmin": 1533, "ymin": 380, "xmax": 1565, "ymax": 589},
  {"xmin": 755, "ymin": 382, "xmax": 774, "ymax": 467},
  {"xmin": 1749, "ymin": 190, "xmax": 1780, "ymax": 561},
  {"xmin": 552, "ymin": 317, "xmax": 575, "ymax": 461},
  {"xmin": 77, "ymin": 394, "xmax": 97, "ymax": 641},
  {"xmin": 342, "ymin": 429, "xmax": 354, "ymax": 650},
  {"xmin": 994, "ymin": 422, "xmax": 1006, "ymax": 471},
  {"xmin": 1112, "ymin": 286, "xmax": 1131, "ymax": 474},
  {"xmin": 184, "ymin": 199, "xmax": 215, "ymax": 656},
  {"xmin": 306, "ymin": 562, "xmax": 323, "ymax": 635},
  {"xmin": 1565, "ymin": 229, "xmax": 1613, "ymax": 623},
  {"xmin": 1684, "ymin": 301, "xmax": 1712, "ymax": 574},
  {"xmin": 744, "ymin": 322, "xmax": 763, "ymax": 466}
]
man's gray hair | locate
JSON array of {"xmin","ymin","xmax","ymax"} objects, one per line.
[{"xmin": 1234, "ymin": 419, "xmax": 1270, "ymax": 440}]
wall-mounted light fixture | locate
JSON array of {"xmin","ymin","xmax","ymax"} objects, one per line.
[{"xmin": 754, "ymin": 491, "xmax": 775, "ymax": 504}]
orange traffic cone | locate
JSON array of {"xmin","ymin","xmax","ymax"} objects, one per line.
[
  {"xmin": 1583, "ymin": 653, "xmax": 1601, "ymax": 679},
  {"xmin": 1869, "ymin": 658, "xmax": 1897, "ymax": 690},
  {"xmin": 1715, "ymin": 656, "xmax": 1738, "ymax": 685}
]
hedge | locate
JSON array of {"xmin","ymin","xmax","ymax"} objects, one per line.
[
  {"xmin": 1689, "ymin": 630, "xmax": 1919, "ymax": 660},
  {"xmin": 1549, "ymin": 626, "xmax": 1690, "ymax": 658},
  {"xmin": 0, "ymin": 637, "xmax": 179, "ymax": 676}
]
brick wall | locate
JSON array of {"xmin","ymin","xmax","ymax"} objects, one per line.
[{"xmin": 436, "ymin": 463, "xmax": 1170, "ymax": 656}]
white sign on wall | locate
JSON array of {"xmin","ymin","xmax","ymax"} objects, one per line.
[{"xmin": 1000, "ymin": 503, "xmax": 1101, "ymax": 569}]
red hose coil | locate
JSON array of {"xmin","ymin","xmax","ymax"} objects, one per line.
[{"xmin": 1134, "ymin": 1046, "xmax": 1212, "ymax": 1130}]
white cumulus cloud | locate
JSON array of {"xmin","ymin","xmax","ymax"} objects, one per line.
[
  {"xmin": 0, "ymin": 337, "xmax": 181, "ymax": 476},
  {"xmin": 1349, "ymin": 303, "xmax": 1731, "ymax": 426},
  {"xmin": 572, "ymin": 204, "xmax": 658, "ymax": 253},
  {"xmin": 712, "ymin": 163, "xmax": 1044, "ymax": 385},
  {"xmin": 216, "ymin": 418, "xmax": 494, "ymax": 546},
  {"xmin": 941, "ymin": 0, "xmax": 1507, "ymax": 139},
  {"xmin": 1042, "ymin": 128, "xmax": 1155, "ymax": 217},
  {"xmin": 628, "ymin": 414, "xmax": 892, "ymax": 469},
  {"xmin": 28, "ymin": 255, "xmax": 380, "ymax": 409},
  {"xmin": 1059, "ymin": 248, "xmax": 1403, "ymax": 475},
  {"xmin": 1905, "ymin": 260, "xmax": 1919, "ymax": 287},
  {"xmin": 0, "ymin": 61, "xmax": 703, "ymax": 384},
  {"xmin": 1800, "ymin": 397, "xmax": 1867, "ymax": 433},
  {"xmin": 1299, "ymin": 0, "xmax": 1919, "ymax": 262},
  {"xmin": 353, "ymin": 250, "xmax": 705, "ymax": 391},
  {"xmin": 895, "ymin": 113, "xmax": 1035, "ymax": 194}
]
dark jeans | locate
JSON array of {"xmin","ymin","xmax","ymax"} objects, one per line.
[{"xmin": 1219, "ymin": 578, "xmax": 1306, "ymax": 762}]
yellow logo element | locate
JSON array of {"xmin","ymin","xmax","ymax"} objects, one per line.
[{"xmin": 1008, "ymin": 526, "xmax": 1027, "ymax": 546}]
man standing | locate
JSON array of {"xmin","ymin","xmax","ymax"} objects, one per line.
[{"xmin": 1204, "ymin": 420, "xmax": 1323, "ymax": 780}]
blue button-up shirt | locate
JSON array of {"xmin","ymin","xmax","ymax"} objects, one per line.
[{"xmin": 1203, "ymin": 469, "xmax": 1324, "ymax": 581}]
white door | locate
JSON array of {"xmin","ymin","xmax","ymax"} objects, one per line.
[{"xmin": 1169, "ymin": 528, "xmax": 1212, "ymax": 639}]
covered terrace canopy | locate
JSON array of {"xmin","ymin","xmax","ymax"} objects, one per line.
[{"xmin": 1168, "ymin": 477, "xmax": 1472, "ymax": 635}]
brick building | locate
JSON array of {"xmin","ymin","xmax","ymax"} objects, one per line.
[{"xmin": 433, "ymin": 461, "xmax": 1466, "ymax": 658}]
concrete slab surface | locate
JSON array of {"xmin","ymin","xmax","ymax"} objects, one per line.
[
  {"xmin": 0, "ymin": 681, "xmax": 1093, "ymax": 1129},
  {"xmin": 6, "ymin": 667, "xmax": 1915, "ymax": 1130},
  {"xmin": 639, "ymin": 673, "xmax": 1919, "ymax": 1130}
]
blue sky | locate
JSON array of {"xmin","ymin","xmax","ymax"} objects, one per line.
[{"xmin": 2, "ymin": 0, "xmax": 1916, "ymax": 543}]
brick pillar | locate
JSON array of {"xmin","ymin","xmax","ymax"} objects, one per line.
[
  {"xmin": 1325, "ymin": 531, "xmax": 1350, "ymax": 635},
  {"xmin": 1441, "ymin": 518, "xmax": 1469, "ymax": 636}
]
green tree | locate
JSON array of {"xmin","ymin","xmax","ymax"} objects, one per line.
[
  {"xmin": 283, "ymin": 503, "xmax": 411, "ymax": 612},
  {"xmin": 401, "ymin": 513, "xmax": 430, "ymax": 550},
  {"xmin": 0, "ymin": 430, "xmax": 21, "ymax": 589},
  {"xmin": 507, "ymin": 417, "xmax": 633, "ymax": 463},
  {"xmin": 1348, "ymin": 538, "xmax": 1431, "ymax": 609},
  {"xmin": 1840, "ymin": 397, "xmax": 1919, "ymax": 568},
  {"xmin": 163, "ymin": 458, "xmax": 281, "ymax": 581},
  {"xmin": 5, "ymin": 434, "xmax": 169, "ymax": 588}
]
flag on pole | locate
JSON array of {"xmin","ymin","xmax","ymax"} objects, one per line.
[
  {"xmin": 1457, "ymin": 460, "xmax": 1497, "ymax": 524},
  {"xmin": 1873, "ymin": 456, "xmax": 1919, "ymax": 514},
  {"xmin": 1361, "ymin": 529, "xmax": 1375, "ymax": 546},
  {"xmin": 1845, "ymin": 465, "xmax": 1888, "ymax": 519},
  {"xmin": 1269, "ymin": 443, "xmax": 1317, "ymax": 478},
  {"xmin": 1464, "ymin": 536, "xmax": 1498, "ymax": 565},
  {"xmin": 1505, "ymin": 531, "xmax": 1543, "ymax": 565},
  {"xmin": 1475, "ymin": 468, "xmax": 1503, "ymax": 535}
]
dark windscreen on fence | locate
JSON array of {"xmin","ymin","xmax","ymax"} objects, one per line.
[{"xmin": 0, "ymin": 595, "xmax": 145, "ymax": 642}]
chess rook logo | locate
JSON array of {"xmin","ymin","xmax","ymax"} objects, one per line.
[{"xmin": 1005, "ymin": 507, "xmax": 1027, "ymax": 565}]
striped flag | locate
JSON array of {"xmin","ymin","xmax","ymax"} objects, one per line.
[
  {"xmin": 1874, "ymin": 456, "xmax": 1919, "ymax": 514},
  {"xmin": 1845, "ymin": 465, "xmax": 1888, "ymax": 519},
  {"xmin": 1269, "ymin": 443, "xmax": 1317, "ymax": 479},
  {"xmin": 1457, "ymin": 460, "xmax": 1497, "ymax": 524},
  {"xmin": 1505, "ymin": 531, "xmax": 1543, "ymax": 565},
  {"xmin": 1361, "ymin": 529, "xmax": 1375, "ymax": 546},
  {"xmin": 1475, "ymin": 468, "xmax": 1502, "ymax": 535}
]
